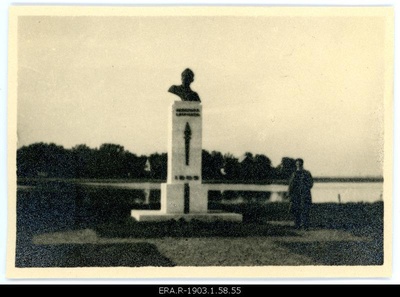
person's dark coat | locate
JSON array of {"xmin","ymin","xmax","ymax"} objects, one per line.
[{"xmin": 288, "ymin": 169, "xmax": 314, "ymax": 214}]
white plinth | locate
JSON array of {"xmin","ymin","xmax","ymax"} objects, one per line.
[
  {"xmin": 131, "ymin": 210, "xmax": 243, "ymax": 222},
  {"xmin": 167, "ymin": 101, "xmax": 203, "ymax": 184},
  {"xmin": 159, "ymin": 183, "xmax": 208, "ymax": 213},
  {"xmin": 131, "ymin": 100, "xmax": 242, "ymax": 223},
  {"xmin": 189, "ymin": 184, "xmax": 208, "ymax": 213}
]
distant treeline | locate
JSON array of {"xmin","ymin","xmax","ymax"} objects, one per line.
[
  {"xmin": 17, "ymin": 142, "xmax": 302, "ymax": 183},
  {"xmin": 313, "ymin": 177, "xmax": 384, "ymax": 183},
  {"xmin": 17, "ymin": 142, "xmax": 383, "ymax": 183}
]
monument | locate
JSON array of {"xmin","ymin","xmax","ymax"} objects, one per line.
[{"xmin": 131, "ymin": 69, "xmax": 242, "ymax": 222}]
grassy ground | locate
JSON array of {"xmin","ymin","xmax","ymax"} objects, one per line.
[
  {"xmin": 21, "ymin": 219, "xmax": 383, "ymax": 267},
  {"xmin": 14, "ymin": 180, "xmax": 384, "ymax": 267}
]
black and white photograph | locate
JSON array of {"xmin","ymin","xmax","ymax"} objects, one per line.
[{"xmin": 5, "ymin": 4, "xmax": 395, "ymax": 280}]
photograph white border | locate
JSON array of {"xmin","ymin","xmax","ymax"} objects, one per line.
[{"xmin": 1, "ymin": 0, "xmax": 399, "ymax": 285}]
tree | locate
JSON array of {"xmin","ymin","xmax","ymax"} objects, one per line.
[
  {"xmin": 210, "ymin": 151, "xmax": 225, "ymax": 180},
  {"xmin": 95, "ymin": 143, "xmax": 125, "ymax": 178},
  {"xmin": 148, "ymin": 152, "xmax": 167, "ymax": 180},
  {"xmin": 16, "ymin": 141, "xmax": 289, "ymax": 182},
  {"xmin": 202, "ymin": 150, "xmax": 225, "ymax": 181},
  {"xmin": 276, "ymin": 157, "xmax": 296, "ymax": 180},
  {"xmin": 71, "ymin": 144, "xmax": 94, "ymax": 178},
  {"xmin": 222, "ymin": 153, "xmax": 241, "ymax": 181},
  {"xmin": 201, "ymin": 150, "xmax": 213, "ymax": 180},
  {"xmin": 17, "ymin": 142, "xmax": 74, "ymax": 178},
  {"xmin": 253, "ymin": 154, "xmax": 273, "ymax": 181},
  {"xmin": 124, "ymin": 152, "xmax": 147, "ymax": 179},
  {"xmin": 239, "ymin": 152, "xmax": 255, "ymax": 181}
]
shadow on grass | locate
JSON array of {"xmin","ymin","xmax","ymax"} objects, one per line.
[
  {"xmin": 16, "ymin": 242, "xmax": 175, "ymax": 267},
  {"xmin": 278, "ymin": 240, "xmax": 383, "ymax": 265},
  {"xmin": 95, "ymin": 220, "xmax": 299, "ymax": 239}
]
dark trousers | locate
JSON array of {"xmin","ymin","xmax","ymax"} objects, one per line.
[{"xmin": 293, "ymin": 203, "xmax": 311, "ymax": 229}]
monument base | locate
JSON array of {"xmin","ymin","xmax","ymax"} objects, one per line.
[
  {"xmin": 131, "ymin": 210, "xmax": 243, "ymax": 222},
  {"xmin": 161, "ymin": 183, "xmax": 208, "ymax": 213}
]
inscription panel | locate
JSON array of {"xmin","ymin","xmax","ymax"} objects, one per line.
[
  {"xmin": 175, "ymin": 175, "xmax": 199, "ymax": 181},
  {"xmin": 176, "ymin": 108, "xmax": 200, "ymax": 117}
]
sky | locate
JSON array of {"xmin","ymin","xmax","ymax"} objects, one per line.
[{"xmin": 14, "ymin": 7, "xmax": 392, "ymax": 177}]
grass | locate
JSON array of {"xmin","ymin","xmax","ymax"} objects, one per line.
[
  {"xmin": 14, "ymin": 180, "xmax": 384, "ymax": 267},
  {"xmin": 19, "ymin": 219, "xmax": 382, "ymax": 267},
  {"xmin": 17, "ymin": 242, "xmax": 175, "ymax": 267}
]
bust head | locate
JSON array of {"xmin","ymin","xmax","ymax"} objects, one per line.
[
  {"xmin": 181, "ymin": 68, "xmax": 195, "ymax": 86},
  {"xmin": 168, "ymin": 68, "xmax": 201, "ymax": 102},
  {"xmin": 295, "ymin": 158, "xmax": 304, "ymax": 170}
]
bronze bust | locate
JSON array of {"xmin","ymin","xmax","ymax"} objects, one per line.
[{"xmin": 168, "ymin": 68, "xmax": 201, "ymax": 102}]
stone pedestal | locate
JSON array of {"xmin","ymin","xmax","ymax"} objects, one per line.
[
  {"xmin": 159, "ymin": 183, "xmax": 208, "ymax": 214},
  {"xmin": 131, "ymin": 101, "xmax": 242, "ymax": 222},
  {"xmin": 167, "ymin": 101, "xmax": 203, "ymax": 184}
]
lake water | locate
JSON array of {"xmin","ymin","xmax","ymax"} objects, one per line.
[
  {"xmin": 80, "ymin": 181, "xmax": 384, "ymax": 204},
  {"xmin": 305, "ymin": 182, "xmax": 383, "ymax": 203},
  {"xmin": 210, "ymin": 182, "xmax": 384, "ymax": 204},
  {"xmin": 15, "ymin": 180, "xmax": 384, "ymax": 235}
]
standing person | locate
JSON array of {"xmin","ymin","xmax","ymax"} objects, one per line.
[{"xmin": 288, "ymin": 158, "xmax": 314, "ymax": 230}]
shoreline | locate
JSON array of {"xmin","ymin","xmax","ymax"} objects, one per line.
[{"xmin": 16, "ymin": 176, "xmax": 384, "ymax": 186}]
